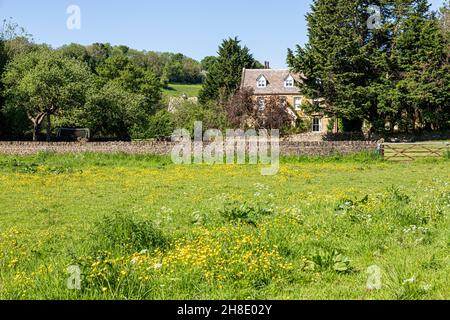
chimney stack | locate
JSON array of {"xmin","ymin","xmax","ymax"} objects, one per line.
[{"xmin": 264, "ymin": 61, "xmax": 270, "ymax": 69}]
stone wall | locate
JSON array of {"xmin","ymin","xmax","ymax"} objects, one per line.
[
  {"xmin": 286, "ymin": 130, "xmax": 450, "ymax": 142},
  {"xmin": 281, "ymin": 141, "xmax": 377, "ymax": 156},
  {"xmin": 0, "ymin": 141, "xmax": 378, "ymax": 157}
]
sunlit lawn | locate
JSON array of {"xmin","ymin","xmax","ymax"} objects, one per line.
[
  {"xmin": 162, "ymin": 83, "xmax": 202, "ymax": 98},
  {"xmin": 0, "ymin": 153, "xmax": 448, "ymax": 300}
]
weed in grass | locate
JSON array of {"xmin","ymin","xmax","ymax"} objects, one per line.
[
  {"xmin": 306, "ymin": 249, "xmax": 353, "ymax": 274},
  {"xmin": 220, "ymin": 202, "xmax": 273, "ymax": 226},
  {"xmin": 92, "ymin": 213, "xmax": 169, "ymax": 253},
  {"xmin": 385, "ymin": 267, "xmax": 432, "ymax": 300}
]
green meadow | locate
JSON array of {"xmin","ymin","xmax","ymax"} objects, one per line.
[
  {"xmin": 162, "ymin": 84, "xmax": 203, "ymax": 98},
  {"xmin": 0, "ymin": 153, "xmax": 448, "ymax": 300}
]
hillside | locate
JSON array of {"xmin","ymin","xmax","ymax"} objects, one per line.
[{"xmin": 162, "ymin": 83, "xmax": 202, "ymax": 98}]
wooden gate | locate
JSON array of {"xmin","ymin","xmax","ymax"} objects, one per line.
[{"xmin": 380, "ymin": 142, "xmax": 450, "ymax": 161}]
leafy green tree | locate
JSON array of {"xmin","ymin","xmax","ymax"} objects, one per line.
[
  {"xmin": 86, "ymin": 43, "xmax": 111, "ymax": 72},
  {"xmin": 97, "ymin": 56, "xmax": 162, "ymax": 113},
  {"xmin": 112, "ymin": 45, "xmax": 130, "ymax": 56},
  {"xmin": 199, "ymin": 37, "xmax": 259, "ymax": 104},
  {"xmin": 3, "ymin": 37, "xmax": 37, "ymax": 60},
  {"xmin": 59, "ymin": 43, "xmax": 90, "ymax": 64},
  {"xmin": 89, "ymin": 55, "xmax": 163, "ymax": 139},
  {"xmin": 82, "ymin": 82, "xmax": 147, "ymax": 140},
  {"xmin": 2, "ymin": 49, "xmax": 93, "ymax": 141},
  {"xmin": 97, "ymin": 55, "xmax": 131, "ymax": 81},
  {"xmin": 0, "ymin": 19, "xmax": 38, "ymax": 138},
  {"xmin": 172, "ymin": 100, "xmax": 229, "ymax": 133},
  {"xmin": 1, "ymin": 19, "xmax": 37, "ymax": 61},
  {"xmin": 181, "ymin": 58, "xmax": 203, "ymax": 83},
  {"xmin": 162, "ymin": 60, "xmax": 184, "ymax": 84},
  {"xmin": 146, "ymin": 109, "xmax": 176, "ymax": 139},
  {"xmin": 0, "ymin": 40, "xmax": 6, "ymax": 89},
  {"xmin": 143, "ymin": 51, "xmax": 171, "ymax": 79},
  {"xmin": 160, "ymin": 54, "xmax": 203, "ymax": 84}
]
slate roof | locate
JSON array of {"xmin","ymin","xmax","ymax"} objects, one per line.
[{"xmin": 240, "ymin": 68, "xmax": 302, "ymax": 95}]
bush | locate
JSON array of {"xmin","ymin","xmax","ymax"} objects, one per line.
[
  {"xmin": 93, "ymin": 213, "xmax": 168, "ymax": 253},
  {"xmin": 172, "ymin": 100, "xmax": 229, "ymax": 133},
  {"xmin": 145, "ymin": 109, "xmax": 175, "ymax": 139},
  {"xmin": 283, "ymin": 118, "xmax": 312, "ymax": 135},
  {"xmin": 220, "ymin": 202, "xmax": 273, "ymax": 226},
  {"xmin": 306, "ymin": 249, "xmax": 352, "ymax": 273}
]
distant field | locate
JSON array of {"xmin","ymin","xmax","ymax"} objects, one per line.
[
  {"xmin": 0, "ymin": 153, "xmax": 448, "ymax": 300},
  {"xmin": 162, "ymin": 83, "xmax": 202, "ymax": 98}
]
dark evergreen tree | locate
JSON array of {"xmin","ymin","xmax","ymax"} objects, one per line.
[
  {"xmin": 384, "ymin": 2, "xmax": 450, "ymax": 131},
  {"xmin": 201, "ymin": 56, "xmax": 218, "ymax": 72},
  {"xmin": 199, "ymin": 37, "xmax": 259, "ymax": 104},
  {"xmin": 288, "ymin": 0, "xmax": 449, "ymax": 133}
]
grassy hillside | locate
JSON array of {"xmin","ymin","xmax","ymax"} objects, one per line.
[{"xmin": 162, "ymin": 83, "xmax": 202, "ymax": 98}]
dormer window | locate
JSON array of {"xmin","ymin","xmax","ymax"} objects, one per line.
[
  {"xmin": 284, "ymin": 75, "xmax": 294, "ymax": 88},
  {"xmin": 256, "ymin": 75, "xmax": 267, "ymax": 88}
]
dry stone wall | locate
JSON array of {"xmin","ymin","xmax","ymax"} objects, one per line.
[{"xmin": 0, "ymin": 141, "xmax": 378, "ymax": 157}]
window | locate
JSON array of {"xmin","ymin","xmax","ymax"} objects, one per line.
[
  {"xmin": 294, "ymin": 97, "xmax": 302, "ymax": 111},
  {"xmin": 312, "ymin": 118, "xmax": 322, "ymax": 132},
  {"xmin": 257, "ymin": 97, "xmax": 265, "ymax": 111},
  {"xmin": 257, "ymin": 75, "xmax": 267, "ymax": 88},
  {"xmin": 284, "ymin": 75, "xmax": 294, "ymax": 88},
  {"xmin": 313, "ymin": 98, "xmax": 321, "ymax": 108}
]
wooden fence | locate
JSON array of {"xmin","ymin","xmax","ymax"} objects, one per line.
[{"xmin": 380, "ymin": 142, "xmax": 450, "ymax": 161}]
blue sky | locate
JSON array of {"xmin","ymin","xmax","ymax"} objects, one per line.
[{"xmin": 0, "ymin": 0, "xmax": 446, "ymax": 68}]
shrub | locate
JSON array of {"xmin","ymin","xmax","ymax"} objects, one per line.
[
  {"xmin": 7, "ymin": 159, "xmax": 38, "ymax": 173},
  {"xmin": 385, "ymin": 267, "xmax": 431, "ymax": 300},
  {"xmin": 172, "ymin": 100, "xmax": 229, "ymax": 133},
  {"xmin": 387, "ymin": 186, "xmax": 411, "ymax": 204},
  {"xmin": 145, "ymin": 109, "xmax": 175, "ymax": 139},
  {"xmin": 305, "ymin": 249, "xmax": 352, "ymax": 273},
  {"xmin": 93, "ymin": 213, "xmax": 168, "ymax": 253},
  {"xmin": 220, "ymin": 202, "xmax": 273, "ymax": 226}
]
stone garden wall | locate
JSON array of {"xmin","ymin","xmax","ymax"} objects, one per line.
[{"xmin": 0, "ymin": 141, "xmax": 378, "ymax": 157}]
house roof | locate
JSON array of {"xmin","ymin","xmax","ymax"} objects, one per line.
[{"xmin": 240, "ymin": 68, "xmax": 302, "ymax": 95}]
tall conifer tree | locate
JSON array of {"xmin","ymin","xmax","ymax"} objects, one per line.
[
  {"xmin": 288, "ymin": 0, "xmax": 449, "ymax": 132},
  {"xmin": 199, "ymin": 37, "xmax": 259, "ymax": 104}
]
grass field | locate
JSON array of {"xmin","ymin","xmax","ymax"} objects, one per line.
[
  {"xmin": 162, "ymin": 83, "xmax": 202, "ymax": 98},
  {"xmin": 0, "ymin": 153, "xmax": 448, "ymax": 300}
]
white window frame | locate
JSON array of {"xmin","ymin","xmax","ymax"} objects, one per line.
[
  {"xmin": 257, "ymin": 97, "xmax": 265, "ymax": 111},
  {"xmin": 312, "ymin": 118, "xmax": 322, "ymax": 132},
  {"xmin": 284, "ymin": 75, "xmax": 294, "ymax": 88},
  {"xmin": 294, "ymin": 97, "xmax": 302, "ymax": 111},
  {"xmin": 256, "ymin": 75, "xmax": 267, "ymax": 88}
]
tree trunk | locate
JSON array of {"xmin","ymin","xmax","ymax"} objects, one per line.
[
  {"xmin": 46, "ymin": 113, "xmax": 51, "ymax": 142},
  {"xmin": 32, "ymin": 124, "xmax": 39, "ymax": 142},
  {"xmin": 29, "ymin": 112, "xmax": 47, "ymax": 142}
]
